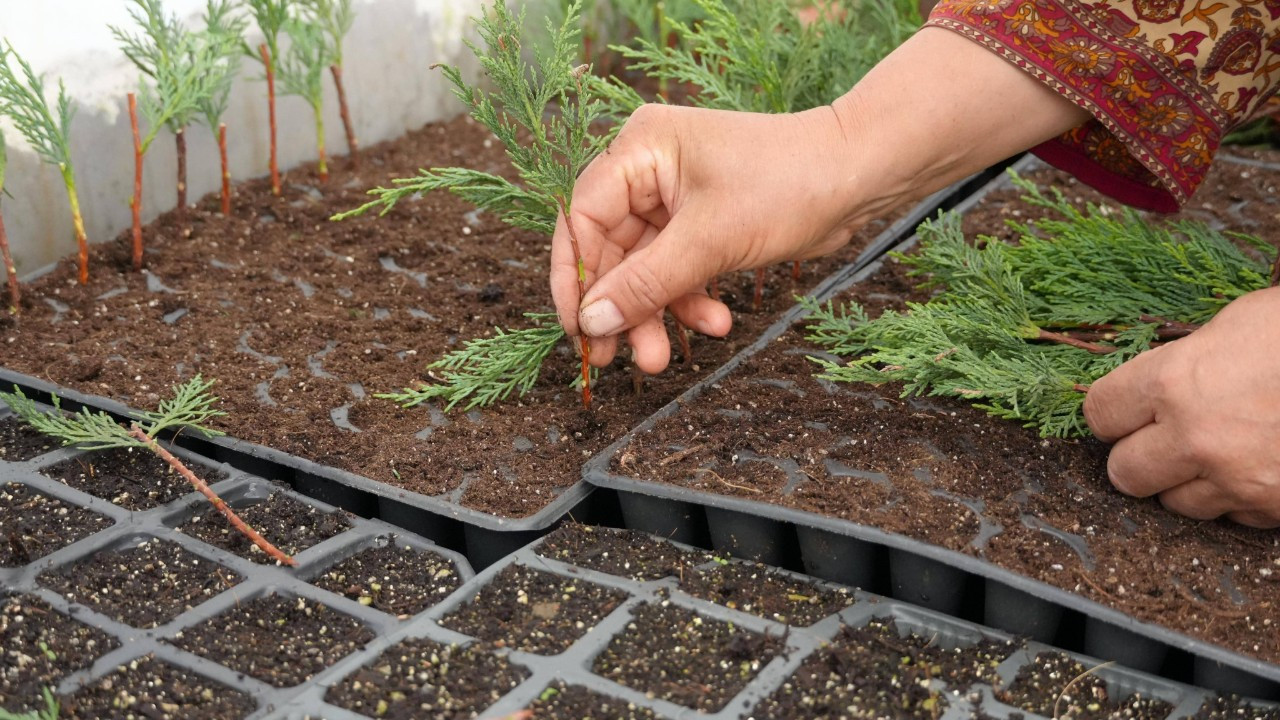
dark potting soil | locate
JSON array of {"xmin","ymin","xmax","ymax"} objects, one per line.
[
  {"xmin": 439, "ymin": 563, "xmax": 627, "ymax": 654},
  {"xmin": 1194, "ymin": 695, "xmax": 1280, "ymax": 719},
  {"xmin": 592, "ymin": 599, "xmax": 783, "ymax": 712},
  {"xmin": 613, "ymin": 154, "xmax": 1280, "ymax": 663},
  {"xmin": 524, "ymin": 682, "xmax": 662, "ymax": 719},
  {"xmin": 535, "ymin": 522, "xmax": 711, "ymax": 581},
  {"xmin": 679, "ymin": 562, "xmax": 855, "ymax": 626},
  {"xmin": 0, "ymin": 113, "xmax": 897, "ymax": 518},
  {"xmin": 60, "ymin": 655, "xmax": 256, "ymax": 720},
  {"xmin": 37, "ymin": 538, "xmax": 242, "ymax": 629},
  {"xmin": 0, "ymin": 482, "xmax": 111, "ymax": 566},
  {"xmin": 39, "ymin": 446, "xmax": 216, "ymax": 511},
  {"xmin": 323, "ymin": 636, "xmax": 530, "ymax": 719},
  {"xmin": 176, "ymin": 489, "xmax": 350, "ymax": 565},
  {"xmin": 309, "ymin": 538, "xmax": 463, "ymax": 617},
  {"xmin": 0, "ymin": 416, "xmax": 58, "ymax": 462},
  {"xmin": 168, "ymin": 593, "xmax": 374, "ymax": 687},
  {"xmin": 0, "ymin": 594, "xmax": 119, "ymax": 714},
  {"xmin": 998, "ymin": 651, "xmax": 1173, "ymax": 719}
]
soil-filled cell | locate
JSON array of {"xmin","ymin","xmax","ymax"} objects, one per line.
[
  {"xmin": 324, "ymin": 637, "xmax": 529, "ymax": 719},
  {"xmin": 178, "ymin": 490, "xmax": 350, "ymax": 565},
  {"xmin": 439, "ymin": 564, "xmax": 627, "ymax": 654},
  {"xmin": 535, "ymin": 523, "xmax": 711, "ymax": 582},
  {"xmin": 0, "ymin": 482, "xmax": 111, "ymax": 566},
  {"xmin": 0, "ymin": 416, "xmax": 58, "ymax": 462},
  {"xmin": 0, "ymin": 594, "xmax": 119, "ymax": 714},
  {"xmin": 60, "ymin": 655, "xmax": 256, "ymax": 720},
  {"xmin": 1194, "ymin": 696, "xmax": 1280, "ymax": 719},
  {"xmin": 169, "ymin": 593, "xmax": 374, "ymax": 687},
  {"xmin": 679, "ymin": 561, "xmax": 854, "ymax": 626},
  {"xmin": 998, "ymin": 651, "xmax": 1173, "ymax": 719},
  {"xmin": 310, "ymin": 539, "xmax": 463, "ymax": 617},
  {"xmin": 525, "ymin": 683, "xmax": 663, "ymax": 719},
  {"xmin": 40, "ymin": 447, "xmax": 221, "ymax": 510},
  {"xmin": 38, "ymin": 538, "xmax": 242, "ymax": 628}
]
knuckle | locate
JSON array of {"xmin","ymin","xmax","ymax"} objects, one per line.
[{"xmin": 618, "ymin": 263, "xmax": 669, "ymax": 317}]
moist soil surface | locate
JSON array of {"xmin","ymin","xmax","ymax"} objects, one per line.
[
  {"xmin": 60, "ymin": 655, "xmax": 256, "ymax": 720},
  {"xmin": 0, "ymin": 416, "xmax": 58, "ymax": 462},
  {"xmin": 1, "ymin": 482, "xmax": 111, "ymax": 566},
  {"xmin": 0, "ymin": 593, "xmax": 120, "ymax": 713},
  {"xmin": 439, "ymin": 563, "xmax": 627, "ymax": 654},
  {"xmin": 592, "ymin": 599, "xmax": 783, "ymax": 712},
  {"xmin": 40, "ymin": 446, "xmax": 222, "ymax": 511},
  {"xmin": 524, "ymin": 682, "xmax": 661, "ymax": 719},
  {"xmin": 309, "ymin": 538, "xmax": 463, "ymax": 617},
  {"xmin": 1194, "ymin": 695, "xmax": 1280, "ymax": 719},
  {"xmin": 610, "ymin": 154, "xmax": 1280, "ymax": 664},
  {"xmin": 535, "ymin": 522, "xmax": 712, "ymax": 581},
  {"xmin": 176, "ymin": 489, "xmax": 350, "ymax": 564},
  {"xmin": 168, "ymin": 593, "xmax": 374, "ymax": 687},
  {"xmin": 324, "ymin": 636, "xmax": 530, "ymax": 719},
  {"xmin": 0, "ymin": 113, "xmax": 896, "ymax": 519},
  {"xmin": 998, "ymin": 651, "xmax": 1173, "ymax": 719},
  {"xmin": 679, "ymin": 562, "xmax": 854, "ymax": 626},
  {"xmin": 37, "ymin": 537, "xmax": 242, "ymax": 628}
]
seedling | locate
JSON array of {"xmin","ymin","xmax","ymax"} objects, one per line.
[
  {"xmin": 302, "ymin": 0, "xmax": 358, "ymax": 167},
  {"xmin": 336, "ymin": 1, "xmax": 610, "ymax": 411},
  {"xmin": 0, "ymin": 688, "xmax": 58, "ymax": 720},
  {"xmin": 0, "ymin": 42, "xmax": 88, "ymax": 285},
  {"xmin": 277, "ymin": 15, "xmax": 338, "ymax": 181},
  {"xmin": 803, "ymin": 172, "xmax": 1277, "ymax": 437},
  {"xmin": 195, "ymin": 0, "xmax": 248, "ymax": 215},
  {"xmin": 0, "ymin": 131, "xmax": 16, "ymax": 313},
  {"xmin": 0, "ymin": 377, "xmax": 296, "ymax": 566},
  {"xmin": 245, "ymin": 0, "xmax": 292, "ymax": 195}
]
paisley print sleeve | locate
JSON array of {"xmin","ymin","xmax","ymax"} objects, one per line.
[{"xmin": 926, "ymin": 0, "xmax": 1280, "ymax": 211}]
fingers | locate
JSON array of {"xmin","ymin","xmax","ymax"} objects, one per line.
[
  {"xmin": 1156, "ymin": 480, "xmax": 1234, "ymax": 521},
  {"xmin": 1106, "ymin": 422, "xmax": 1200, "ymax": 498},
  {"xmin": 1226, "ymin": 510, "xmax": 1280, "ymax": 529},
  {"xmin": 669, "ymin": 292, "xmax": 733, "ymax": 337},
  {"xmin": 1083, "ymin": 347, "xmax": 1164, "ymax": 442},
  {"xmin": 629, "ymin": 312, "xmax": 673, "ymax": 374}
]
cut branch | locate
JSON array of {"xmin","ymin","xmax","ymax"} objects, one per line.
[
  {"xmin": 218, "ymin": 123, "xmax": 230, "ymax": 215},
  {"xmin": 1035, "ymin": 329, "xmax": 1117, "ymax": 354},
  {"xmin": 330, "ymin": 64, "xmax": 358, "ymax": 168},
  {"xmin": 175, "ymin": 127, "xmax": 187, "ymax": 224},
  {"xmin": 1139, "ymin": 314, "xmax": 1200, "ymax": 339},
  {"xmin": 127, "ymin": 425, "xmax": 295, "ymax": 566},
  {"xmin": 259, "ymin": 43, "xmax": 280, "ymax": 196},
  {"xmin": 0, "ymin": 209, "xmax": 15, "ymax": 313},
  {"xmin": 128, "ymin": 92, "xmax": 144, "ymax": 271},
  {"xmin": 556, "ymin": 197, "xmax": 592, "ymax": 410},
  {"xmin": 673, "ymin": 316, "xmax": 692, "ymax": 365}
]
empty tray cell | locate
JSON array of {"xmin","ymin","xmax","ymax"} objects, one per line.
[
  {"xmin": 439, "ymin": 564, "xmax": 626, "ymax": 655},
  {"xmin": 0, "ymin": 416, "xmax": 58, "ymax": 462},
  {"xmin": 998, "ymin": 651, "xmax": 1174, "ymax": 719},
  {"xmin": 1193, "ymin": 695, "xmax": 1280, "ymax": 719},
  {"xmin": 177, "ymin": 490, "xmax": 351, "ymax": 565},
  {"xmin": 535, "ymin": 523, "xmax": 711, "ymax": 581},
  {"xmin": 310, "ymin": 539, "xmax": 463, "ymax": 617},
  {"xmin": 169, "ymin": 593, "xmax": 374, "ymax": 688},
  {"xmin": 1, "ymin": 482, "xmax": 111, "ymax": 566},
  {"xmin": 60, "ymin": 655, "xmax": 256, "ymax": 720},
  {"xmin": 38, "ymin": 537, "xmax": 242, "ymax": 629},
  {"xmin": 0, "ymin": 594, "xmax": 119, "ymax": 714},
  {"xmin": 41, "ymin": 447, "xmax": 222, "ymax": 510},
  {"xmin": 679, "ymin": 561, "xmax": 855, "ymax": 626},
  {"xmin": 324, "ymin": 637, "xmax": 529, "ymax": 719},
  {"xmin": 592, "ymin": 600, "xmax": 783, "ymax": 712},
  {"xmin": 525, "ymin": 682, "xmax": 663, "ymax": 719}
]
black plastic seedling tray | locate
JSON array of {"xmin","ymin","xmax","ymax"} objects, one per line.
[{"xmin": 583, "ymin": 159, "xmax": 1280, "ymax": 703}]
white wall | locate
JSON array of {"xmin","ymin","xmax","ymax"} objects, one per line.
[{"xmin": 0, "ymin": 0, "xmax": 485, "ymax": 274}]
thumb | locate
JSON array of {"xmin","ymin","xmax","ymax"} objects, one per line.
[{"xmin": 578, "ymin": 214, "xmax": 718, "ymax": 337}]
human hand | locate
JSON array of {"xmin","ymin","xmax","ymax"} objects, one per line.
[
  {"xmin": 550, "ymin": 103, "xmax": 866, "ymax": 374},
  {"xmin": 1084, "ymin": 287, "xmax": 1280, "ymax": 527}
]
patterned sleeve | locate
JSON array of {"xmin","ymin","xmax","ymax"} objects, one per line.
[{"xmin": 926, "ymin": 0, "xmax": 1280, "ymax": 211}]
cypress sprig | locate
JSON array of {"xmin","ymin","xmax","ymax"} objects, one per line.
[
  {"xmin": 378, "ymin": 313, "xmax": 566, "ymax": 411},
  {"xmin": 0, "ymin": 688, "xmax": 59, "ymax": 720},
  {"xmin": 804, "ymin": 172, "xmax": 1275, "ymax": 438},
  {"xmin": 195, "ymin": 0, "xmax": 248, "ymax": 134},
  {"xmin": 277, "ymin": 15, "xmax": 337, "ymax": 178}
]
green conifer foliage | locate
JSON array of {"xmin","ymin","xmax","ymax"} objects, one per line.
[{"xmin": 804, "ymin": 173, "xmax": 1277, "ymax": 438}]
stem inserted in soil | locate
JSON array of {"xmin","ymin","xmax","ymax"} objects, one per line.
[
  {"xmin": 218, "ymin": 123, "xmax": 231, "ymax": 215},
  {"xmin": 556, "ymin": 197, "xmax": 592, "ymax": 409},
  {"xmin": 330, "ymin": 64, "xmax": 358, "ymax": 169},
  {"xmin": 314, "ymin": 106, "xmax": 328, "ymax": 182},
  {"xmin": 62, "ymin": 164, "xmax": 89, "ymax": 285},
  {"xmin": 791, "ymin": 261, "xmax": 801, "ymax": 281},
  {"xmin": 128, "ymin": 93, "xmax": 144, "ymax": 271},
  {"xmin": 0, "ymin": 209, "xmax": 16, "ymax": 314},
  {"xmin": 175, "ymin": 127, "xmax": 187, "ymax": 224},
  {"xmin": 709, "ymin": 276, "xmax": 720, "ymax": 302},
  {"xmin": 673, "ymin": 316, "xmax": 692, "ymax": 365},
  {"xmin": 126, "ymin": 425, "xmax": 295, "ymax": 566},
  {"xmin": 259, "ymin": 44, "xmax": 281, "ymax": 196}
]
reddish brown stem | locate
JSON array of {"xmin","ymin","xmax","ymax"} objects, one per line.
[
  {"xmin": 752, "ymin": 267, "xmax": 765, "ymax": 311},
  {"xmin": 128, "ymin": 92, "xmax": 144, "ymax": 271},
  {"xmin": 1138, "ymin": 314, "xmax": 1200, "ymax": 339},
  {"xmin": 1272, "ymin": 261, "xmax": 1280, "ymax": 287},
  {"xmin": 1036, "ymin": 329, "xmax": 1117, "ymax": 354},
  {"xmin": 708, "ymin": 276, "xmax": 720, "ymax": 302},
  {"xmin": 127, "ymin": 425, "xmax": 295, "ymax": 566},
  {"xmin": 1073, "ymin": 383, "xmax": 1091, "ymax": 393},
  {"xmin": 329, "ymin": 64, "xmax": 359, "ymax": 169},
  {"xmin": 556, "ymin": 197, "xmax": 591, "ymax": 409},
  {"xmin": 673, "ymin": 317, "xmax": 692, "ymax": 365},
  {"xmin": 218, "ymin": 123, "xmax": 231, "ymax": 215},
  {"xmin": 631, "ymin": 361, "xmax": 644, "ymax": 396},
  {"xmin": 791, "ymin": 261, "xmax": 801, "ymax": 281},
  {"xmin": 260, "ymin": 44, "xmax": 280, "ymax": 196},
  {"xmin": 0, "ymin": 210, "xmax": 16, "ymax": 313},
  {"xmin": 174, "ymin": 127, "xmax": 187, "ymax": 224}
]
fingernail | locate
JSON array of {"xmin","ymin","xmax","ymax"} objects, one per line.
[{"xmin": 579, "ymin": 299, "xmax": 625, "ymax": 337}]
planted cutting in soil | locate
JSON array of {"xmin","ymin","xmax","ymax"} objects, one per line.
[
  {"xmin": 59, "ymin": 655, "xmax": 256, "ymax": 720},
  {"xmin": 310, "ymin": 538, "xmax": 462, "ymax": 617},
  {"xmin": 0, "ymin": 113, "xmax": 898, "ymax": 518},
  {"xmin": 1, "ymin": 482, "xmax": 110, "ymax": 566},
  {"xmin": 0, "ymin": 594, "xmax": 119, "ymax": 713},
  {"xmin": 525, "ymin": 682, "xmax": 662, "ymax": 719},
  {"xmin": 0, "ymin": 416, "xmax": 57, "ymax": 461},
  {"xmin": 679, "ymin": 562, "xmax": 854, "ymax": 626},
  {"xmin": 998, "ymin": 651, "xmax": 1173, "ymax": 719},
  {"xmin": 534, "ymin": 523, "xmax": 711, "ymax": 581},
  {"xmin": 168, "ymin": 593, "xmax": 374, "ymax": 687},
  {"xmin": 609, "ymin": 155, "xmax": 1280, "ymax": 663},
  {"xmin": 37, "ymin": 537, "xmax": 242, "ymax": 628},
  {"xmin": 40, "ymin": 446, "xmax": 222, "ymax": 511},
  {"xmin": 324, "ymin": 636, "xmax": 530, "ymax": 719},
  {"xmin": 439, "ymin": 564, "xmax": 627, "ymax": 654},
  {"xmin": 592, "ymin": 599, "xmax": 783, "ymax": 712},
  {"xmin": 177, "ymin": 489, "xmax": 350, "ymax": 564}
]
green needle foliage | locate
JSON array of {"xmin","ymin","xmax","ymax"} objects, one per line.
[
  {"xmin": 0, "ymin": 689, "xmax": 59, "ymax": 720},
  {"xmin": 277, "ymin": 15, "xmax": 337, "ymax": 177},
  {"xmin": 0, "ymin": 375, "xmax": 225, "ymax": 450},
  {"xmin": 302, "ymin": 0, "xmax": 355, "ymax": 67},
  {"xmin": 245, "ymin": 0, "xmax": 292, "ymax": 65},
  {"xmin": 195, "ymin": 0, "xmax": 248, "ymax": 136},
  {"xmin": 803, "ymin": 172, "xmax": 1276, "ymax": 438}
]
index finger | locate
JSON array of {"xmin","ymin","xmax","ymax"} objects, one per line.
[{"xmin": 1083, "ymin": 346, "xmax": 1163, "ymax": 442}]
